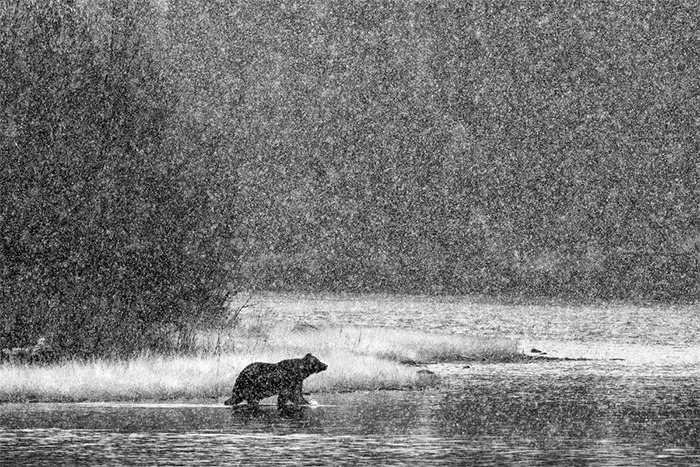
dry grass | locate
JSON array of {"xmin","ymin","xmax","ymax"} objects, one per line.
[
  {"xmin": 0, "ymin": 325, "xmax": 519, "ymax": 403},
  {"xmin": 266, "ymin": 326, "xmax": 519, "ymax": 363},
  {"xmin": 0, "ymin": 351, "xmax": 433, "ymax": 403},
  {"xmin": 0, "ymin": 355, "xmax": 231, "ymax": 402}
]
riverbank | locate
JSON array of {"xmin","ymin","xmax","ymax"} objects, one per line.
[{"xmin": 0, "ymin": 326, "xmax": 520, "ymax": 403}]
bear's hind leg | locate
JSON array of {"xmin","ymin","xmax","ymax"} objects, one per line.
[
  {"xmin": 224, "ymin": 391, "xmax": 245, "ymax": 406},
  {"xmin": 277, "ymin": 392, "xmax": 290, "ymax": 409},
  {"xmin": 245, "ymin": 397, "xmax": 261, "ymax": 407}
]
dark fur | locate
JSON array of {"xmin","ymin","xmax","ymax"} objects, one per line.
[{"xmin": 224, "ymin": 353, "xmax": 328, "ymax": 409}]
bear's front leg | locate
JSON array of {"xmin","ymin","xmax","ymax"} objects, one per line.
[{"xmin": 291, "ymin": 382, "xmax": 310, "ymax": 405}]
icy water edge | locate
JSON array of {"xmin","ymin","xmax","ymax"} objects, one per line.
[{"xmin": 2, "ymin": 295, "xmax": 700, "ymax": 465}]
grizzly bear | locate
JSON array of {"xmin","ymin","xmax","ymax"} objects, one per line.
[{"xmin": 224, "ymin": 353, "xmax": 328, "ymax": 409}]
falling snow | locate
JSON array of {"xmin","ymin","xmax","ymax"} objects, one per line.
[{"xmin": 2, "ymin": 1, "xmax": 699, "ymax": 357}]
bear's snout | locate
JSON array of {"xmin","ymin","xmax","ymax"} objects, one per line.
[{"xmin": 319, "ymin": 362, "xmax": 328, "ymax": 371}]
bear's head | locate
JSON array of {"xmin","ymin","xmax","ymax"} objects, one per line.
[{"xmin": 303, "ymin": 353, "xmax": 328, "ymax": 374}]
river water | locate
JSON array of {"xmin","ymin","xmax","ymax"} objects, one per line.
[{"xmin": 2, "ymin": 294, "xmax": 700, "ymax": 465}]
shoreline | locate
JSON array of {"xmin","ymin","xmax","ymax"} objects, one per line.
[
  {"xmin": 0, "ymin": 325, "xmax": 519, "ymax": 404},
  {"xmin": 1, "ymin": 353, "xmax": 633, "ymax": 405}
]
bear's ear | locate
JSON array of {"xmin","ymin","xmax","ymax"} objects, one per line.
[{"xmin": 304, "ymin": 353, "xmax": 312, "ymax": 359}]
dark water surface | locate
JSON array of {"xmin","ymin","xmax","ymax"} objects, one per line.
[
  {"xmin": 3, "ymin": 361, "xmax": 700, "ymax": 466},
  {"xmin": 3, "ymin": 296, "xmax": 700, "ymax": 465}
]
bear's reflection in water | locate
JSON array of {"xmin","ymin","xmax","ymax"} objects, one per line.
[{"xmin": 228, "ymin": 402, "xmax": 315, "ymax": 421}]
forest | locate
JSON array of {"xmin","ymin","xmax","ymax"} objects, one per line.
[
  {"xmin": 1, "ymin": 0, "xmax": 698, "ymax": 355},
  {"xmin": 196, "ymin": 0, "xmax": 697, "ymax": 299}
]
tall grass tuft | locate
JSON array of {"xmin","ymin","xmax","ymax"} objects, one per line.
[{"xmin": 267, "ymin": 326, "xmax": 520, "ymax": 363}]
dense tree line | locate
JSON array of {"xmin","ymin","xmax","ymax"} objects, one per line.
[
  {"xmin": 1, "ymin": 0, "xmax": 698, "ymax": 360},
  {"xmin": 0, "ymin": 0, "xmax": 237, "ymax": 357},
  {"xmin": 192, "ymin": 0, "xmax": 696, "ymax": 300}
]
